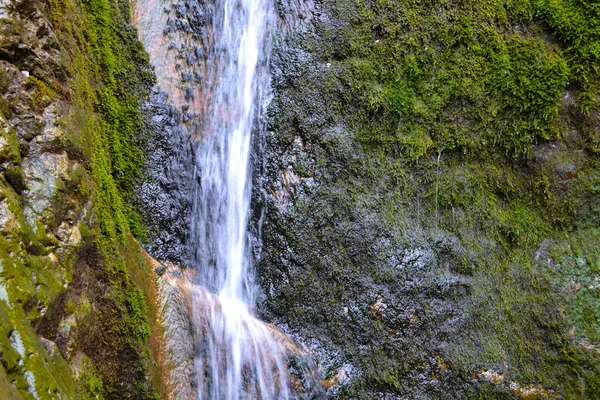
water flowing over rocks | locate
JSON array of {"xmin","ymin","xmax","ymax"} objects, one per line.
[
  {"xmin": 150, "ymin": 260, "xmax": 326, "ymax": 399},
  {"xmin": 133, "ymin": 0, "xmax": 326, "ymax": 397},
  {"xmin": 1, "ymin": 0, "xmax": 596, "ymax": 397}
]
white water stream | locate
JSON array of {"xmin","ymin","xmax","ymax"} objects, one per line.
[
  {"xmin": 188, "ymin": 0, "xmax": 289, "ymax": 398},
  {"xmin": 134, "ymin": 0, "xmax": 289, "ymax": 398}
]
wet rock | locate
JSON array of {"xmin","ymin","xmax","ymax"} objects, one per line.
[
  {"xmin": 133, "ymin": 89, "xmax": 194, "ymax": 263},
  {"xmin": 277, "ymin": 0, "xmax": 316, "ymax": 32},
  {"xmin": 250, "ymin": 0, "xmax": 482, "ymax": 396},
  {"xmin": 155, "ymin": 264, "xmax": 167, "ymax": 276},
  {"xmin": 155, "ymin": 265, "xmax": 197, "ymax": 400}
]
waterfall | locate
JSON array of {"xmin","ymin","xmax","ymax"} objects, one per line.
[
  {"xmin": 132, "ymin": 0, "xmax": 315, "ymax": 397},
  {"xmin": 186, "ymin": 0, "xmax": 290, "ymax": 399}
]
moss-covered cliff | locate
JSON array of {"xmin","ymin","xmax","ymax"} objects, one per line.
[
  {"xmin": 2, "ymin": 0, "xmax": 599, "ymax": 398},
  {"xmin": 257, "ymin": 0, "xmax": 600, "ymax": 398},
  {"xmin": 0, "ymin": 0, "xmax": 162, "ymax": 398}
]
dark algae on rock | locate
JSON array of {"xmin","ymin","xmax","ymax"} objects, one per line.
[
  {"xmin": 0, "ymin": 0, "xmax": 162, "ymax": 398},
  {"xmin": 255, "ymin": 0, "xmax": 600, "ymax": 398}
]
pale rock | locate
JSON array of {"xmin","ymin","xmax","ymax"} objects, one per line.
[
  {"xmin": 68, "ymin": 225, "xmax": 81, "ymax": 246},
  {"xmin": 9, "ymin": 330, "xmax": 25, "ymax": 358},
  {"xmin": 70, "ymin": 352, "xmax": 88, "ymax": 379},
  {"xmin": 55, "ymin": 223, "xmax": 81, "ymax": 247},
  {"xmin": 0, "ymin": 134, "xmax": 9, "ymax": 154},
  {"xmin": 24, "ymin": 370, "xmax": 40, "ymax": 400},
  {"xmin": 0, "ymin": 282, "xmax": 9, "ymax": 307},
  {"xmin": 35, "ymin": 127, "xmax": 63, "ymax": 145},
  {"xmin": 58, "ymin": 314, "xmax": 77, "ymax": 336},
  {"xmin": 156, "ymin": 267, "xmax": 197, "ymax": 400},
  {"xmin": 0, "ymin": 0, "xmax": 8, "ymax": 19},
  {"xmin": 23, "ymin": 152, "xmax": 69, "ymax": 224},
  {"xmin": 55, "ymin": 222, "xmax": 70, "ymax": 242},
  {"xmin": 0, "ymin": 260, "xmax": 9, "ymax": 307},
  {"xmin": 40, "ymin": 337, "xmax": 59, "ymax": 358},
  {"xmin": 0, "ymin": 199, "xmax": 13, "ymax": 228},
  {"xmin": 0, "ymin": 199, "xmax": 20, "ymax": 232},
  {"xmin": 273, "ymin": 166, "xmax": 301, "ymax": 214}
]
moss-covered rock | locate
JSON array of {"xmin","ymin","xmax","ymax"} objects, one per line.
[
  {"xmin": 255, "ymin": 0, "xmax": 600, "ymax": 397},
  {"xmin": 0, "ymin": 0, "xmax": 161, "ymax": 398}
]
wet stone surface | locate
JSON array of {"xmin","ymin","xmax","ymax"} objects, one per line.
[{"xmin": 135, "ymin": 88, "xmax": 194, "ymax": 263}]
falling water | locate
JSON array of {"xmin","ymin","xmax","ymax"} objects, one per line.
[
  {"xmin": 134, "ymin": 0, "xmax": 299, "ymax": 397},
  {"xmin": 186, "ymin": 0, "xmax": 289, "ymax": 399}
]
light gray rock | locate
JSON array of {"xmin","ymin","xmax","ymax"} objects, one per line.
[
  {"xmin": 22, "ymin": 151, "xmax": 69, "ymax": 225},
  {"xmin": 156, "ymin": 266, "xmax": 197, "ymax": 400},
  {"xmin": 0, "ymin": 199, "xmax": 15, "ymax": 230}
]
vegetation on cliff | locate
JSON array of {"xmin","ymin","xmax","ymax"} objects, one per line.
[
  {"xmin": 260, "ymin": 0, "xmax": 600, "ymax": 397},
  {"xmin": 0, "ymin": 0, "xmax": 159, "ymax": 398}
]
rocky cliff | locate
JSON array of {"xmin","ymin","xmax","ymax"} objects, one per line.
[
  {"xmin": 0, "ymin": 0, "xmax": 164, "ymax": 398},
  {"xmin": 255, "ymin": 0, "xmax": 600, "ymax": 398},
  {"xmin": 1, "ymin": 0, "xmax": 599, "ymax": 399}
]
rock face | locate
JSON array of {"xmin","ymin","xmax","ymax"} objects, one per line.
[
  {"xmin": 149, "ymin": 261, "xmax": 326, "ymax": 400},
  {"xmin": 145, "ymin": 262, "xmax": 197, "ymax": 400},
  {"xmin": 0, "ymin": 0, "xmax": 161, "ymax": 398},
  {"xmin": 2, "ymin": 0, "xmax": 597, "ymax": 398},
  {"xmin": 251, "ymin": 0, "xmax": 600, "ymax": 398},
  {"xmin": 127, "ymin": 0, "xmax": 600, "ymax": 397},
  {"xmin": 132, "ymin": 0, "xmax": 196, "ymax": 264},
  {"xmin": 0, "ymin": 4, "xmax": 90, "ymax": 397},
  {"xmin": 134, "ymin": 91, "xmax": 194, "ymax": 263}
]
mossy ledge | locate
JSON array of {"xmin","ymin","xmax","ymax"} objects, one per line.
[
  {"xmin": 0, "ymin": 0, "xmax": 161, "ymax": 398},
  {"xmin": 257, "ymin": 0, "xmax": 600, "ymax": 398}
]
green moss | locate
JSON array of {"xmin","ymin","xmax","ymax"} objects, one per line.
[
  {"xmin": 0, "ymin": 127, "xmax": 21, "ymax": 164},
  {"xmin": 536, "ymin": 0, "xmax": 600, "ymax": 112},
  {"xmin": 78, "ymin": 358, "xmax": 105, "ymax": 399},
  {"xmin": 0, "ymin": 300, "xmax": 76, "ymax": 399},
  {"xmin": 316, "ymin": 0, "xmax": 595, "ymax": 160},
  {"xmin": 126, "ymin": 284, "xmax": 151, "ymax": 342},
  {"xmin": 0, "ymin": 68, "xmax": 10, "ymax": 92},
  {"xmin": 25, "ymin": 76, "xmax": 58, "ymax": 110},
  {"xmin": 0, "ymin": 0, "xmax": 158, "ymax": 397},
  {"xmin": 269, "ymin": 0, "xmax": 600, "ymax": 396}
]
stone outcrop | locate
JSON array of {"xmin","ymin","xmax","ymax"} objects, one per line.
[
  {"xmin": 251, "ymin": 0, "xmax": 600, "ymax": 398},
  {"xmin": 154, "ymin": 264, "xmax": 197, "ymax": 400},
  {"xmin": 0, "ymin": 0, "xmax": 161, "ymax": 398}
]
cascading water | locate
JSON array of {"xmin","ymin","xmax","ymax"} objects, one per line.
[
  {"xmin": 186, "ymin": 0, "xmax": 290, "ymax": 398},
  {"xmin": 134, "ymin": 0, "xmax": 324, "ymax": 398}
]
